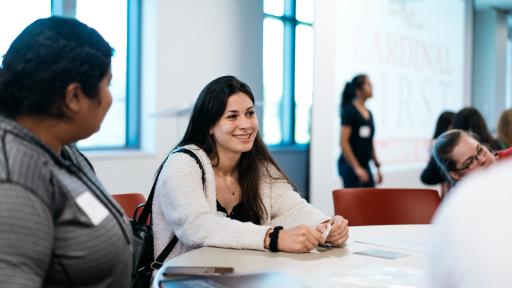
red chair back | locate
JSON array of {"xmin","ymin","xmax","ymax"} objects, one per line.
[
  {"xmin": 333, "ymin": 188, "xmax": 441, "ymax": 226},
  {"xmin": 112, "ymin": 193, "xmax": 147, "ymax": 220}
]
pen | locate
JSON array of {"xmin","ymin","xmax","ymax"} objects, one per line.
[{"xmin": 322, "ymin": 223, "xmax": 332, "ymax": 242}]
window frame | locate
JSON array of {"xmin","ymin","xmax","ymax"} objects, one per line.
[
  {"xmin": 52, "ymin": 0, "xmax": 141, "ymax": 150},
  {"xmin": 264, "ymin": 0, "xmax": 313, "ymax": 147}
]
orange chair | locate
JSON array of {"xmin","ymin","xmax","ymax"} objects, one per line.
[
  {"xmin": 332, "ymin": 188, "xmax": 441, "ymax": 226},
  {"xmin": 112, "ymin": 193, "xmax": 147, "ymax": 220}
]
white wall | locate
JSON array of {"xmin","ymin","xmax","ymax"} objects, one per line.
[
  {"xmin": 310, "ymin": 0, "xmax": 470, "ymax": 214},
  {"xmin": 310, "ymin": 0, "xmax": 338, "ymax": 215},
  {"xmin": 85, "ymin": 0, "xmax": 263, "ymax": 196}
]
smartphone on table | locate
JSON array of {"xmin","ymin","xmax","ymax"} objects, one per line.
[{"xmin": 163, "ymin": 266, "xmax": 234, "ymax": 277}]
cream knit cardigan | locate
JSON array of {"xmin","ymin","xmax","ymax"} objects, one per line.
[{"xmin": 152, "ymin": 145, "xmax": 329, "ymax": 261}]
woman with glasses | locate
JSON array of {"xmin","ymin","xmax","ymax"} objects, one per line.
[{"xmin": 433, "ymin": 129, "xmax": 512, "ymax": 186}]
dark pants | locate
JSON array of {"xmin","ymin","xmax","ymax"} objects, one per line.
[{"xmin": 338, "ymin": 156, "xmax": 375, "ymax": 188}]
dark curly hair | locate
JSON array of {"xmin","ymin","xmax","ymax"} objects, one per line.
[{"xmin": 0, "ymin": 16, "xmax": 113, "ymax": 118}]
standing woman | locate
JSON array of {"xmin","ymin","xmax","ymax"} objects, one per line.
[
  {"xmin": 152, "ymin": 76, "xmax": 349, "ymax": 261},
  {"xmin": 338, "ymin": 74, "xmax": 382, "ymax": 188},
  {"xmin": 0, "ymin": 17, "xmax": 133, "ymax": 287}
]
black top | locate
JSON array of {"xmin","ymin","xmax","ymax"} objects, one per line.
[
  {"xmin": 420, "ymin": 155, "xmax": 447, "ymax": 185},
  {"xmin": 216, "ymin": 200, "xmax": 256, "ymax": 223},
  {"xmin": 341, "ymin": 102, "xmax": 375, "ymax": 165}
]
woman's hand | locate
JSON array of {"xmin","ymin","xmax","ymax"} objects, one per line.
[
  {"xmin": 375, "ymin": 168, "xmax": 383, "ymax": 184},
  {"xmin": 354, "ymin": 166, "xmax": 369, "ymax": 183},
  {"xmin": 317, "ymin": 216, "xmax": 349, "ymax": 246},
  {"xmin": 276, "ymin": 225, "xmax": 324, "ymax": 253}
]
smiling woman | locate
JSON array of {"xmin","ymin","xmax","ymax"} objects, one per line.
[
  {"xmin": 152, "ymin": 75, "xmax": 350, "ymax": 262},
  {"xmin": 210, "ymin": 92, "xmax": 258, "ymax": 158},
  {"xmin": 433, "ymin": 129, "xmax": 512, "ymax": 186}
]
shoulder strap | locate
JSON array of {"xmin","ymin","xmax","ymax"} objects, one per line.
[
  {"xmin": 152, "ymin": 234, "xmax": 179, "ymax": 269},
  {"xmin": 138, "ymin": 147, "xmax": 205, "ymax": 224},
  {"xmin": 139, "ymin": 147, "xmax": 205, "ymax": 269}
]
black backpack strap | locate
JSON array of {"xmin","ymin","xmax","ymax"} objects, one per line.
[
  {"xmin": 143, "ymin": 147, "xmax": 205, "ymax": 269},
  {"xmin": 138, "ymin": 147, "xmax": 205, "ymax": 224},
  {"xmin": 150, "ymin": 236, "xmax": 179, "ymax": 270}
]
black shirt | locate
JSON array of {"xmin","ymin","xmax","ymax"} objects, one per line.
[
  {"xmin": 341, "ymin": 102, "xmax": 375, "ymax": 165},
  {"xmin": 216, "ymin": 200, "xmax": 257, "ymax": 223}
]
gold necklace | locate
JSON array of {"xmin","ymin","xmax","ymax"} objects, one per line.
[{"xmin": 222, "ymin": 176, "xmax": 237, "ymax": 196}]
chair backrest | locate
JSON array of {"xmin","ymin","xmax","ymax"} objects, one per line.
[
  {"xmin": 332, "ymin": 188, "xmax": 441, "ymax": 226},
  {"xmin": 112, "ymin": 193, "xmax": 147, "ymax": 219}
]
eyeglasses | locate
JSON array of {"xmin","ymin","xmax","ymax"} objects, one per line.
[{"xmin": 454, "ymin": 144, "xmax": 484, "ymax": 171}]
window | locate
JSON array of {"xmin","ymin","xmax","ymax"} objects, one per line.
[
  {"xmin": 507, "ymin": 31, "xmax": 512, "ymax": 109},
  {"xmin": 74, "ymin": 0, "xmax": 141, "ymax": 149},
  {"xmin": 263, "ymin": 0, "xmax": 314, "ymax": 145},
  {"xmin": 0, "ymin": 0, "xmax": 140, "ymax": 150},
  {"xmin": 0, "ymin": 1, "xmax": 51, "ymax": 58}
]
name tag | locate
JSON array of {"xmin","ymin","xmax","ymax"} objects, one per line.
[
  {"xmin": 76, "ymin": 191, "xmax": 109, "ymax": 226},
  {"xmin": 359, "ymin": 126, "xmax": 371, "ymax": 138}
]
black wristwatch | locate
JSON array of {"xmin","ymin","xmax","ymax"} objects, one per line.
[{"xmin": 269, "ymin": 226, "xmax": 283, "ymax": 252}]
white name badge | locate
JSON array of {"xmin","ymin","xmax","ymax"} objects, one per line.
[
  {"xmin": 359, "ymin": 126, "xmax": 371, "ymax": 138},
  {"xmin": 76, "ymin": 191, "xmax": 110, "ymax": 226}
]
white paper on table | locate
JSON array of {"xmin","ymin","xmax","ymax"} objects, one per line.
[{"xmin": 353, "ymin": 235, "xmax": 428, "ymax": 252}]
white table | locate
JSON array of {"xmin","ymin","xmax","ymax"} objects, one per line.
[{"xmin": 154, "ymin": 225, "xmax": 431, "ymax": 287}]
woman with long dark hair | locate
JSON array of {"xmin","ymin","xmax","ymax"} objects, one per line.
[
  {"xmin": 338, "ymin": 74, "xmax": 382, "ymax": 187},
  {"xmin": 153, "ymin": 76, "xmax": 349, "ymax": 261}
]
